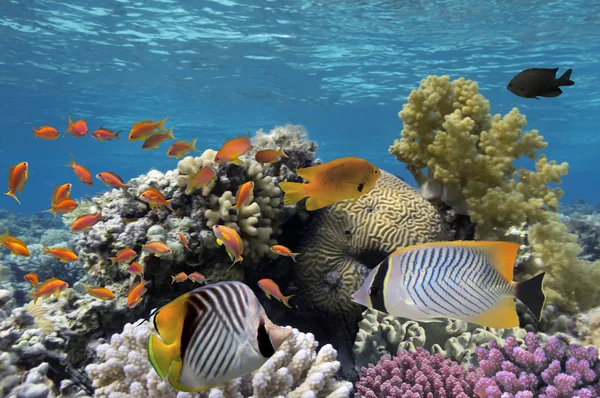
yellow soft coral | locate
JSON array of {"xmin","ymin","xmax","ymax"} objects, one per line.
[{"xmin": 390, "ymin": 75, "xmax": 568, "ymax": 241}]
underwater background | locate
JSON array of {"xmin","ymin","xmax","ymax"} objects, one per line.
[{"xmin": 2, "ymin": 0, "xmax": 600, "ymax": 397}]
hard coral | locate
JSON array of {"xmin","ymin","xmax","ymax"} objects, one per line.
[
  {"xmin": 354, "ymin": 347, "xmax": 482, "ymax": 398},
  {"xmin": 389, "ymin": 75, "xmax": 568, "ymax": 241}
]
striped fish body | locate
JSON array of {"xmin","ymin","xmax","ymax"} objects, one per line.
[
  {"xmin": 351, "ymin": 241, "xmax": 546, "ymax": 329},
  {"xmin": 148, "ymin": 281, "xmax": 292, "ymax": 392}
]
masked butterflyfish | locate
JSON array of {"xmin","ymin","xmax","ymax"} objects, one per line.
[
  {"xmin": 351, "ymin": 241, "xmax": 546, "ymax": 329},
  {"xmin": 147, "ymin": 281, "xmax": 293, "ymax": 392}
]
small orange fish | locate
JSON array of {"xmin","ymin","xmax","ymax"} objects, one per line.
[
  {"xmin": 70, "ymin": 211, "xmax": 102, "ymax": 232},
  {"xmin": 142, "ymin": 241, "xmax": 172, "ymax": 257},
  {"xmin": 171, "ymin": 272, "xmax": 187, "ymax": 284},
  {"xmin": 51, "ymin": 183, "xmax": 73, "ymax": 206},
  {"xmin": 92, "ymin": 128, "xmax": 121, "ymax": 142},
  {"xmin": 270, "ymin": 245, "xmax": 300, "ymax": 262},
  {"xmin": 82, "ymin": 283, "xmax": 115, "ymax": 300},
  {"xmin": 32, "ymin": 126, "xmax": 60, "ymax": 140},
  {"xmin": 128, "ymin": 118, "xmax": 168, "ymax": 141},
  {"xmin": 65, "ymin": 116, "xmax": 88, "ymax": 137},
  {"xmin": 212, "ymin": 225, "xmax": 243, "ymax": 270},
  {"xmin": 0, "ymin": 230, "xmax": 30, "ymax": 257},
  {"xmin": 23, "ymin": 273, "xmax": 39, "ymax": 287},
  {"xmin": 109, "ymin": 248, "xmax": 137, "ymax": 264},
  {"xmin": 232, "ymin": 181, "xmax": 254, "ymax": 214},
  {"xmin": 96, "ymin": 172, "xmax": 129, "ymax": 191},
  {"xmin": 41, "ymin": 245, "xmax": 79, "ymax": 262},
  {"xmin": 142, "ymin": 128, "xmax": 175, "ymax": 149},
  {"xmin": 43, "ymin": 199, "xmax": 78, "ymax": 220},
  {"xmin": 127, "ymin": 262, "xmax": 144, "ymax": 276},
  {"xmin": 27, "ymin": 277, "xmax": 69, "ymax": 304},
  {"xmin": 214, "ymin": 131, "xmax": 252, "ymax": 166},
  {"xmin": 255, "ymin": 146, "xmax": 288, "ymax": 165},
  {"xmin": 187, "ymin": 272, "xmax": 207, "ymax": 284},
  {"xmin": 127, "ymin": 277, "xmax": 150, "ymax": 308},
  {"xmin": 5, "ymin": 161, "xmax": 28, "ymax": 205},
  {"xmin": 166, "ymin": 138, "xmax": 199, "ymax": 159},
  {"xmin": 139, "ymin": 187, "xmax": 173, "ymax": 211},
  {"xmin": 67, "ymin": 154, "xmax": 93, "ymax": 186},
  {"xmin": 257, "ymin": 279, "xmax": 294, "ymax": 308},
  {"xmin": 178, "ymin": 233, "xmax": 192, "ymax": 252},
  {"xmin": 181, "ymin": 166, "xmax": 215, "ymax": 195}
]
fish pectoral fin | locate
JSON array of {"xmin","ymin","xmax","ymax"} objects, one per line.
[{"xmin": 467, "ymin": 296, "xmax": 519, "ymax": 329}]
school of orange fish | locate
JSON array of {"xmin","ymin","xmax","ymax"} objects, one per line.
[{"xmin": 4, "ymin": 116, "xmax": 378, "ymax": 309}]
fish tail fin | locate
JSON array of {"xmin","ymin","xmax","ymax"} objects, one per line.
[
  {"xmin": 227, "ymin": 255, "xmax": 243, "ymax": 271},
  {"xmin": 27, "ymin": 291, "xmax": 40, "ymax": 304},
  {"xmin": 109, "ymin": 257, "xmax": 118, "ymax": 265},
  {"xmin": 65, "ymin": 116, "xmax": 73, "ymax": 134},
  {"xmin": 165, "ymin": 199, "xmax": 174, "ymax": 211},
  {"xmin": 66, "ymin": 153, "xmax": 75, "ymax": 167},
  {"xmin": 515, "ymin": 272, "xmax": 546, "ymax": 322},
  {"xmin": 282, "ymin": 294, "xmax": 295, "ymax": 308},
  {"xmin": 114, "ymin": 131, "xmax": 122, "ymax": 140},
  {"xmin": 278, "ymin": 146, "xmax": 289, "ymax": 158},
  {"xmin": 32, "ymin": 127, "xmax": 39, "ymax": 138},
  {"xmin": 166, "ymin": 128, "xmax": 175, "ymax": 140},
  {"xmin": 189, "ymin": 138, "xmax": 199, "ymax": 153},
  {"xmin": 290, "ymin": 253, "xmax": 300, "ymax": 263},
  {"xmin": 81, "ymin": 283, "xmax": 91, "ymax": 293},
  {"xmin": 171, "ymin": 276, "xmax": 176, "ymax": 284},
  {"xmin": 4, "ymin": 191, "xmax": 21, "ymax": 205},
  {"xmin": 42, "ymin": 207, "xmax": 58, "ymax": 219},
  {"xmin": 278, "ymin": 182, "xmax": 307, "ymax": 206},
  {"xmin": 156, "ymin": 118, "xmax": 168, "ymax": 131},
  {"xmin": 41, "ymin": 244, "xmax": 51, "ymax": 254},
  {"xmin": 558, "ymin": 68, "xmax": 574, "ymax": 86},
  {"xmin": 148, "ymin": 333, "xmax": 178, "ymax": 380}
]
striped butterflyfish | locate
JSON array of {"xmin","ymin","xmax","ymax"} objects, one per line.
[
  {"xmin": 147, "ymin": 281, "xmax": 292, "ymax": 392},
  {"xmin": 351, "ymin": 241, "xmax": 546, "ymax": 328}
]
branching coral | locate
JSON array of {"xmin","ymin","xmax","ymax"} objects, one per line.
[{"xmin": 389, "ymin": 75, "xmax": 568, "ymax": 240}]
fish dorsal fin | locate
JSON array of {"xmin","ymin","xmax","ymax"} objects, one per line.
[
  {"xmin": 38, "ymin": 277, "xmax": 59, "ymax": 289},
  {"xmin": 154, "ymin": 293, "xmax": 190, "ymax": 344},
  {"xmin": 133, "ymin": 120, "xmax": 154, "ymax": 128},
  {"xmin": 7, "ymin": 166, "xmax": 15, "ymax": 188},
  {"xmin": 467, "ymin": 296, "xmax": 519, "ymax": 328},
  {"xmin": 295, "ymin": 157, "xmax": 357, "ymax": 182},
  {"xmin": 474, "ymin": 241, "xmax": 520, "ymax": 282}
]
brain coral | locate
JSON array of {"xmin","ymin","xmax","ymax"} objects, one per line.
[{"xmin": 295, "ymin": 171, "xmax": 447, "ymax": 314}]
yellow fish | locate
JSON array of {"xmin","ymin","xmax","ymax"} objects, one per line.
[{"xmin": 212, "ymin": 225, "xmax": 243, "ymax": 270}]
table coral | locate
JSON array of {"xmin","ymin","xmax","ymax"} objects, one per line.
[
  {"xmin": 295, "ymin": 171, "xmax": 446, "ymax": 314},
  {"xmin": 389, "ymin": 75, "xmax": 568, "ymax": 241}
]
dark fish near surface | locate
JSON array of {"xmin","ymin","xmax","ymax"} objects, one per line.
[
  {"xmin": 148, "ymin": 281, "xmax": 292, "ymax": 392},
  {"xmin": 507, "ymin": 68, "xmax": 574, "ymax": 99}
]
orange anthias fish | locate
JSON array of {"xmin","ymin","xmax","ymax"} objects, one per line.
[
  {"xmin": 127, "ymin": 277, "xmax": 150, "ymax": 308},
  {"xmin": 51, "ymin": 183, "xmax": 72, "ymax": 206},
  {"xmin": 82, "ymin": 283, "xmax": 115, "ymax": 300},
  {"xmin": 142, "ymin": 128, "xmax": 175, "ymax": 150},
  {"xmin": 96, "ymin": 172, "xmax": 129, "ymax": 191},
  {"xmin": 212, "ymin": 225, "xmax": 243, "ymax": 270},
  {"xmin": 71, "ymin": 211, "xmax": 102, "ymax": 232},
  {"xmin": 67, "ymin": 154, "xmax": 93, "ymax": 186},
  {"xmin": 24, "ymin": 273, "xmax": 39, "ymax": 287},
  {"xmin": 41, "ymin": 245, "xmax": 79, "ymax": 262},
  {"xmin": 178, "ymin": 232, "xmax": 192, "ymax": 252},
  {"xmin": 187, "ymin": 272, "xmax": 206, "ymax": 284},
  {"xmin": 278, "ymin": 157, "xmax": 381, "ymax": 211},
  {"xmin": 5, "ymin": 162, "xmax": 28, "ymax": 205},
  {"xmin": 171, "ymin": 272, "xmax": 187, "ymax": 284},
  {"xmin": 255, "ymin": 146, "xmax": 288, "ymax": 165},
  {"xmin": 166, "ymin": 138, "xmax": 199, "ymax": 159},
  {"xmin": 65, "ymin": 116, "xmax": 88, "ymax": 137},
  {"xmin": 181, "ymin": 166, "xmax": 215, "ymax": 195},
  {"xmin": 0, "ymin": 230, "xmax": 30, "ymax": 257},
  {"xmin": 257, "ymin": 279, "xmax": 294, "ymax": 308},
  {"xmin": 92, "ymin": 128, "xmax": 121, "ymax": 142},
  {"xmin": 142, "ymin": 241, "xmax": 172, "ymax": 257},
  {"xmin": 270, "ymin": 245, "xmax": 301, "ymax": 263},
  {"xmin": 43, "ymin": 199, "xmax": 78, "ymax": 220},
  {"xmin": 28, "ymin": 277, "xmax": 69, "ymax": 304},
  {"xmin": 33, "ymin": 126, "xmax": 60, "ymax": 140},
  {"xmin": 214, "ymin": 131, "xmax": 252, "ymax": 166},
  {"xmin": 232, "ymin": 181, "xmax": 254, "ymax": 214},
  {"xmin": 128, "ymin": 118, "xmax": 168, "ymax": 141},
  {"xmin": 139, "ymin": 187, "xmax": 173, "ymax": 211},
  {"xmin": 127, "ymin": 262, "xmax": 144, "ymax": 276},
  {"xmin": 109, "ymin": 248, "xmax": 138, "ymax": 264}
]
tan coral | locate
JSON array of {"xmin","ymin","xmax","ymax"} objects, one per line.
[{"xmin": 295, "ymin": 171, "xmax": 446, "ymax": 314}]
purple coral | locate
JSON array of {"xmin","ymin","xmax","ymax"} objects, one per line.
[
  {"xmin": 354, "ymin": 347, "xmax": 483, "ymax": 398},
  {"xmin": 475, "ymin": 332, "xmax": 600, "ymax": 397}
]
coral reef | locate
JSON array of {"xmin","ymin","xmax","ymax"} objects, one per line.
[
  {"xmin": 354, "ymin": 348, "xmax": 482, "ymax": 398},
  {"xmin": 85, "ymin": 319, "xmax": 353, "ymax": 398},
  {"xmin": 295, "ymin": 171, "xmax": 446, "ymax": 314}
]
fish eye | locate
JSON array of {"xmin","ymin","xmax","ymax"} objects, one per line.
[
  {"xmin": 368, "ymin": 286, "xmax": 380, "ymax": 297},
  {"xmin": 374, "ymin": 169, "xmax": 379, "ymax": 174}
]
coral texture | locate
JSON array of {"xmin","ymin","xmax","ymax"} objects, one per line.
[{"xmin": 295, "ymin": 171, "xmax": 446, "ymax": 314}]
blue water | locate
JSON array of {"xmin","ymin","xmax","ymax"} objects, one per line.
[{"xmin": 1, "ymin": 0, "xmax": 599, "ymax": 214}]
